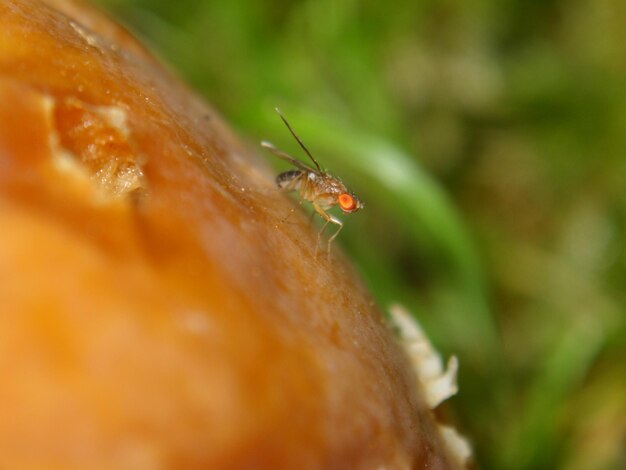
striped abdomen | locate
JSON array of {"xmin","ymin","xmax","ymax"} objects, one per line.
[{"xmin": 276, "ymin": 170, "xmax": 303, "ymax": 191}]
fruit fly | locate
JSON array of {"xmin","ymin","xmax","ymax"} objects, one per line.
[{"xmin": 261, "ymin": 108, "xmax": 363, "ymax": 255}]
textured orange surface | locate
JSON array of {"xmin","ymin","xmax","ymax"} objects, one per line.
[{"xmin": 0, "ymin": 0, "xmax": 455, "ymax": 468}]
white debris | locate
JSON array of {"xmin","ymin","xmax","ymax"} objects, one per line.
[
  {"xmin": 388, "ymin": 304, "xmax": 459, "ymax": 408},
  {"xmin": 388, "ymin": 304, "xmax": 472, "ymax": 467},
  {"xmin": 438, "ymin": 424, "xmax": 472, "ymax": 467}
]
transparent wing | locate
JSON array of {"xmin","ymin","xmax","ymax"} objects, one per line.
[
  {"xmin": 261, "ymin": 140, "xmax": 320, "ymax": 174},
  {"xmin": 274, "ymin": 108, "xmax": 322, "ymax": 173}
]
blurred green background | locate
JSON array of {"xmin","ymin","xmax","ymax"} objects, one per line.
[{"xmin": 94, "ymin": 0, "xmax": 625, "ymax": 468}]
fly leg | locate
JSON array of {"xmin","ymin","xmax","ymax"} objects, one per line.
[
  {"xmin": 313, "ymin": 203, "xmax": 343, "ymax": 259},
  {"xmin": 326, "ymin": 217, "xmax": 344, "ymax": 256},
  {"xmin": 316, "ymin": 219, "xmax": 331, "ymax": 257},
  {"xmin": 308, "ymin": 208, "xmax": 317, "ymax": 225}
]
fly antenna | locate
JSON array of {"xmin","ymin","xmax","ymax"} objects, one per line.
[{"xmin": 274, "ymin": 108, "xmax": 322, "ymax": 173}]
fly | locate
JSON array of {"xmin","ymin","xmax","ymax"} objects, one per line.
[{"xmin": 261, "ymin": 108, "xmax": 363, "ymax": 256}]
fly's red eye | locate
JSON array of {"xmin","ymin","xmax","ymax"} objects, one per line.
[{"xmin": 338, "ymin": 193, "xmax": 357, "ymax": 212}]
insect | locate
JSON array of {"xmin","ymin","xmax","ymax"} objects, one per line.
[{"xmin": 261, "ymin": 108, "xmax": 363, "ymax": 255}]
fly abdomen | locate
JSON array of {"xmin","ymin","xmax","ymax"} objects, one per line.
[{"xmin": 276, "ymin": 170, "xmax": 303, "ymax": 190}]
